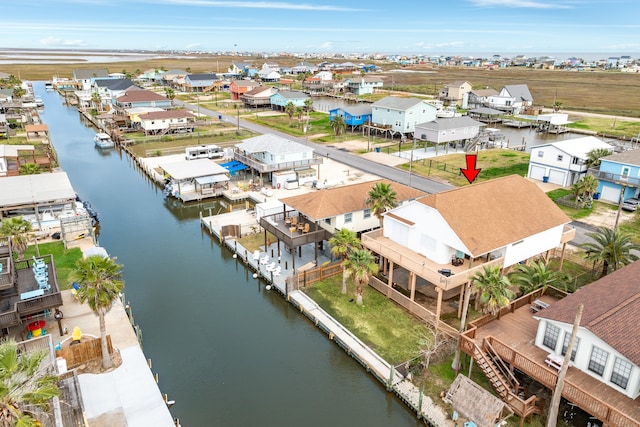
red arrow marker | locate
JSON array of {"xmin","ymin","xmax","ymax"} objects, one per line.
[{"xmin": 460, "ymin": 154, "xmax": 481, "ymax": 184}]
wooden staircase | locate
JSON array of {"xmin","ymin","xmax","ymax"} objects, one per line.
[
  {"xmin": 464, "ymin": 133, "xmax": 484, "ymax": 152},
  {"xmin": 469, "ymin": 340, "xmax": 542, "ymax": 423}
]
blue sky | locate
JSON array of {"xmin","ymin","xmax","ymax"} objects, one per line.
[{"xmin": 1, "ymin": 0, "xmax": 638, "ymax": 56}]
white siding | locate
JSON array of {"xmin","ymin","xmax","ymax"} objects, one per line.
[{"xmin": 503, "ymin": 226, "xmax": 564, "ymax": 267}]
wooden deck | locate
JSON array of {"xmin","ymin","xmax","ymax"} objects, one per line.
[{"xmin": 462, "ymin": 292, "xmax": 640, "ymax": 427}]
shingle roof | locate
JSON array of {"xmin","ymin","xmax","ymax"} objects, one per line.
[
  {"xmin": 601, "ymin": 148, "xmax": 640, "ymax": 167},
  {"xmin": 187, "ymin": 73, "xmax": 218, "ymax": 81},
  {"xmin": 536, "ymin": 261, "xmax": 640, "ymax": 366},
  {"xmin": 372, "ymin": 96, "xmax": 426, "ymax": 110},
  {"xmin": 273, "ymin": 91, "xmax": 309, "ymax": 100},
  {"xmin": 235, "ymin": 134, "xmax": 311, "ymax": 155},
  {"xmin": 416, "ymin": 175, "xmax": 570, "ymax": 255},
  {"xmin": 331, "ymin": 105, "xmax": 372, "ymax": 116},
  {"xmin": 280, "ymin": 179, "xmax": 424, "ymax": 221},
  {"xmin": 139, "ymin": 110, "xmax": 194, "ymax": 120},
  {"xmin": 95, "ymin": 78, "xmax": 136, "ymax": 91},
  {"xmin": 116, "ymin": 89, "xmax": 168, "ymax": 103},
  {"xmin": 417, "ymin": 116, "xmax": 485, "ymax": 131},
  {"xmin": 503, "ymin": 84, "xmax": 533, "ymax": 102}
]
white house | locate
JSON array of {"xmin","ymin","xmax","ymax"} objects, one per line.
[
  {"xmin": 415, "ymin": 116, "xmax": 485, "ymax": 145},
  {"xmin": 534, "ymin": 260, "xmax": 640, "ymax": 399},
  {"xmin": 379, "ymin": 175, "xmax": 570, "ymax": 267},
  {"xmin": 138, "ymin": 110, "xmax": 195, "ymax": 136},
  {"xmin": 258, "ymin": 67, "xmax": 281, "ymax": 82},
  {"xmin": 314, "ymin": 71, "xmax": 334, "ymax": 81},
  {"xmin": 527, "ymin": 136, "xmax": 613, "ymax": 187},
  {"xmin": 371, "ymin": 96, "xmax": 438, "ymax": 136},
  {"xmin": 280, "ymin": 179, "xmax": 425, "ymax": 235},
  {"xmin": 233, "ymin": 134, "xmax": 322, "ymax": 186},
  {"xmin": 488, "ymin": 84, "xmax": 533, "ymax": 114},
  {"xmin": 344, "ymin": 77, "xmax": 384, "ymax": 95}
]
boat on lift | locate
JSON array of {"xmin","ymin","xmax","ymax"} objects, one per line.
[{"xmin": 94, "ymin": 132, "xmax": 115, "ymax": 149}]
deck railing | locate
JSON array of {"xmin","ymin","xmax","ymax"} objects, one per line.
[{"xmin": 233, "ymin": 151, "xmax": 323, "ymax": 173}]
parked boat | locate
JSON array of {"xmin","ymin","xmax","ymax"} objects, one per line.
[
  {"xmin": 94, "ymin": 132, "xmax": 115, "ymax": 149},
  {"xmin": 44, "ymin": 81, "xmax": 54, "ymax": 91}
]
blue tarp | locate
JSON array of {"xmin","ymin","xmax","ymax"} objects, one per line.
[{"xmin": 221, "ymin": 161, "xmax": 248, "ymax": 172}]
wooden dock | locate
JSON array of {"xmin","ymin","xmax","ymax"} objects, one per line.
[{"xmin": 201, "ymin": 213, "xmax": 453, "ymax": 426}]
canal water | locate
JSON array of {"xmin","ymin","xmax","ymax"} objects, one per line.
[{"xmin": 34, "ymin": 83, "xmax": 424, "ymax": 426}]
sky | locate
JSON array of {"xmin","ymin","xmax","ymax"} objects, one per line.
[{"xmin": 1, "ymin": 0, "xmax": 639, "ymax": 57}]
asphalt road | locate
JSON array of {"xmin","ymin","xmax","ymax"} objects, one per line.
[
  {"xmin": 176, "ymin": 100, "xmax": 628, "ymax": 251},
  {"xmin": 175, "ymin": 100, "xmax": 453, "ymax": 194}
]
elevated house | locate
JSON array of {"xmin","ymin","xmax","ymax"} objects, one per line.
[
  {"xmin": 240, "ymin": 86, "xmax": 276, "ymax": 109},
  {"xmin": 138, "ymin": 110, "xmax": 195, "ymax": 136},
  {"xmin": 114, "ymin": 89, "xmax": 172, "ymax": 110},
  {"xmin": 329, "ymin": 105, "xmax": 373, "ymax": 131},
  {"xmin": 270, "ymin": 91, "xmax": 310, "ymax": 110},
  {"xmin": 180, "ymin": 73, "xmax": 219, "ymax": 93},
  {"xmin": 73, "ymin": 68, "xmax": 110, "ymax": 91},
  {"xmin": 230, "ymin": 80, "xmax": 260, "ymax": 100},
  {"xmin": 258, "ymin": 179, "xmax": 424, "ymax": 271},
  {"xmin": 160, "ymin": 69, "xmax": 188, "ymax": 88},
  {"xmin": 488, "ymin": 84, "xmax": 534, "ymax": 114},
  {"xmin": 370, "ymin": 96, "xmax": 438, "ymax": 138},
  {"xmin": 232, "ymin": 134, "xmax": 322, "ymax": 186},
  {"xmin": 0, "ymin": 237, "xmax": 63, "ymax": 332},
  {"xmin": 466, "ymin": 88, "xmax": 499, "ymax": 109},
  {"xmin": 528, "ymin": 136, "xmax": 613, "ymax": 187},
  {"xmin": 0, "ymin": 144, "xmax": 51, "ymax": 177},
  {"xmin": 460, "ymin": 261, "xmax": 640, "ymax": 426},
  {"xmin": 291, "ymin": 62, "xmax": 319, "ymax": 74},
  {"xmin": 344, "ymin": 77, "xmax": 384, "ymax": 95},
  {"xmin": 415, "ymin": 116, "xmax": 485, "ymax": 152},
  {"xmin": 591, "ymin": 148, "xmax": 640, "ymax": 203},
  {"xmin": 361, "ymin": 175, "xmax": 574, "ymax": 333},
  {"xmin": 257, "ymin": 67, "xmax": 281, "ymax": 82},
  {"xmin": 439, "ymin": 80, "xmax": 472, "ymax": 106}
]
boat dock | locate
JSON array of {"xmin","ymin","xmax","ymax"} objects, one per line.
[{"xmin": 200, "ymin": 212, "xmax": 452, "ymax": 427}]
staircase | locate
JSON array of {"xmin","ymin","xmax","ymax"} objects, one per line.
[
  {"xmin": 469, "ymin": 340, "xmax": 542, "ymax": 420},
  {"xmin": 464, "ymin": 133, "xmax": 484, "ymax": 152}
]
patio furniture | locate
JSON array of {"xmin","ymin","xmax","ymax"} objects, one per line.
[
  {"xmin": 297, "ymin": 222, "xmax": 305, "ymax": 231},
  {"xmin": 531, "ymin": 299, "xmax": 549, "ymax": 313},
  {"xmin": 451, "ymin": 255, "xmax": 464, "ymax": 266},
  {"xmin": 291, "ymin": 217, "xmax": 298, "ymax": 227},
  {"xmin": 32, "ymin": 256, "xmax": 45, "ymax": 269},
  {"xmin": 20, "ymin": 289, "xmax": 44, "ymax": 300},
  {"xmin": 285, "ymin": 217, "xmax": 292, "ymax": 225},
  {"xmin": 301, "ymin": 223, "xmax": 310, "ymax": 234}
]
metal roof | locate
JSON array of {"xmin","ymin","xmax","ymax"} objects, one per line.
[
  {"xmin": 0, "ymin": 172, "xmax": 76, "ymax": 210},
  {"xmin": 159, "ymin": 159, "xmax": 229, "ymax": 180},
  {"xmin": 235, "ymin": 134, "xmax": 312, "ymax": 156}
]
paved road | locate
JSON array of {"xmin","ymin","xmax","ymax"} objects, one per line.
[{"xmin": 175, "ymin": 100, "xmax": 453, "ymax": 194}]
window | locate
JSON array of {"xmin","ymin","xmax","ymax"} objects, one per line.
[
  {"xmin": 557, "ymin": 155, "xmax": 564, "ymax": 161},
  {"xmin": 538, "ymin": 151, "xmax": 544, "ymax": 158},
  {"xmin": 363, "ymin": 209, "xmax": 371, "ymax": 219},
  {"xmin": 543, "ymin": 323, "xmax": 560, "ymax": 350},
  {"xmin": 344, "ymin": 212, "xmax": 353, "ymax": 223},
  {"xmin": 610, "ymin": 357, "xmax": 632, "ymax": 389},
  {"xmin": 325, "ymin": 218, "xmax": 332, "ymax": 225},
  {"xmin": 622, "ymin": 166, "xmax": 630, "ymax": 178},
  {"xmin": 588, "ymin": 346, "xmax": 609, "ymax": 376},
  {"xmin": 561, "ymin": 334, "xmax": 580, "ymax": 361}
]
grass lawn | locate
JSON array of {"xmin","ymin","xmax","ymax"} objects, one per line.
[
  {"xmin": 302, "ymin": 274, "xmax": 433, "ymax": 365},
  {"xmin": 567, "ymin": 116, "xmax": 640, "ymax": 139},
  {"xmin": 397, "ymin": 149, "xmax": 530, "ymax": 187},
  {"xmin": 24, "ymin": 242, "xmax": 83, "ymax": 290},
  {"xmin": 236, "ymin": 231, "xmax": 277, "ymax": 253},
  {"xmin": 126, "ymin": 129, "xmax": 256, "ymax": 158},
  {"xmin": 247, "ymin": 111, "xmax": 336, "ymax": 141}
]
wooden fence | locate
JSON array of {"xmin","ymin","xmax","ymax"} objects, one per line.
[
  {"xmin": 56, "ymin": 336, "xmax": 114, "ymax": 369},
  {"xmin": 291, "ymin": 261, "xmax": 342, "ymax": 290}
]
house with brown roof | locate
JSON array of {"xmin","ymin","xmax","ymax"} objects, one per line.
[
  {"xmin": 240, "ymin": 86, "xmax": 276, "ymax": 108},
  {"xmin": 138, "ymin": 110, "xmax": 195, "ymax": 136},
  {"xmin": 439, "ymin": 80, "xmax": 472, "ymax": 105},
  {"xmin": 361, "ymin": 175, "xmax": 575, "ymax": 333},
  {"xmin": 534, "ymin": 261, "xmax": 640, "ymax": 399},
  {"xmin": 114, "ymin": 89, "xmax": 173, "ymax": 109},
  {"xmin": 280, "ymin": 179, "xmax": 424, "ymax": 235},
  {"xmin": 230, "ymin": 80, "xmax": 260, "ymax": 100}
]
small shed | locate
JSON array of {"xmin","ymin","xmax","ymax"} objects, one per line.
[
  {"xmin": 443, "ymin": 374, "xmax": 513, "ymax": 427},
  {"xmin": 255, "ymin": 200, "xmax": 284, "ymax": 222}
]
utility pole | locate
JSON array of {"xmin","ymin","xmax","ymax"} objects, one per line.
[
  {"xmin": 237, "ymin": 107, "xmax": 240, "ymax": 134},
  {"xmin": 547, "ymin": 304, "xmax": 583, "ymax": 427}
]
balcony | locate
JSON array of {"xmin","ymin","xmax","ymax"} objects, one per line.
[
  {"xmin": 361, "ymin": 229, "xmax": 504, "ymax": 292},
  {"xmin": 588, "ymin": 168, "xmax": 640, "ymax": 188},
  {"xmin": 233, "ymin": 151, "xmax": 323, "ymax": 174},
  {"xmin": 560, "ymin": 224, "xmax": 576, "ymax": 244},
  {"xmin": 259, "ymin": 211, "xmax": 332, "ymax": 262},
  {"xmin": 0, "ymin": 253, "xmax": 63, "ymax": 330},
  {"xmin": 461, "ymin": 290, "xmax": 640, "ymax": 427}
]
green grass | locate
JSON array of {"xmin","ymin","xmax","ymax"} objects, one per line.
[
  {"xmin": 303, "ymin": 275, "xmax": 432, "ymax": 364},
  {"xmin": 24, "ymin": 242, "xmax": 83, "ymax": 290}
]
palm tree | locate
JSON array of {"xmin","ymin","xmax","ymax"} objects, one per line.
[
  {"xmin": 329, "ymin": 228, "xmax": 361, "ymax": 294},
  {"xmin": 365, "ymin": 182, "xmax": 398, "ymax": 227},
  {"xmin": 0, "ymin": 217, "xmax": 32, "ymax": 260},
  {"xmin": 20, "ymin": 163, "xmax": 40, "ymax": 175},
  {"xmin": 571, "ymin": 175, "xmax": 598, "ymax": 207},
  {"xmin": 344, "ymin": 248, "xmax": 378, "ymax": 305},
  {"xmin": 284, "ymin": 102, "xmax": 295, "ymax": 124},
  {"xmin": 164, "ymin": 87, "xmax": 175, "ymax": 100},
  {"xmin": 509, "ymin": 260, "xmax": 571, "ymax": 295},
  {"xmin": 303, "ymin": 98, "xmax": 313, "ymax": 113},
  {"xmin": 0, "ymin": 338, "xmax": 59, "ymax": 426},
  {"xmin": 331, "ymin": 114, "xmax": 346, "ymax": 137},
  {"xmin": 586, "ymin": 148, "xmax": 613, "ymax": 169},
  {"xmin": 72, "ymin": 255, "xmax": 125, "ymax": 370},
  {"xmin": 12, "ymin": 86, "xmax": 26, "ymax": 99},
  {"xmin": 471, "ymin": 265, "xmax": 514, "ymax": 315},
  {"xmin": 579, "ymin": 226, "xmax": 640, "ymax": 277}
]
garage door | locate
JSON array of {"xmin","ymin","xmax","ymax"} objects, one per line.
[
  {"xmin": 548, "ymin": 169, "xmax": 566, "ymax": 186},
  {"xmin": 529, "ymin": 165, "xmax": 546, "ymax": 181},
  {"xmin": 601, "ymin": 185, "xmax": 621, "ymax": 203}
]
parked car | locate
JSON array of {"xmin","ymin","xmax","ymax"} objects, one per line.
[{"xmin": 621, "ymin": 197, "xmax": 640, "ymax": 212}]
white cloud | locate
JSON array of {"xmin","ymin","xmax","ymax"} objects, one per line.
[
  {"xmin": 40, "ymin": 36, "xmax": 87, "ymax": 47},
  {"xmin": 469, "ymin": 0, "xmax": 573, "ymax": 8},
  {"xmin": 149, "ymin": 0, "xmax": 365, "ymax": 11}
]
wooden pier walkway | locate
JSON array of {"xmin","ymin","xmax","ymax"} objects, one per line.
[{"xmin": 201, "ymin": 213, "xmax": 452, "ymax": 427}]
